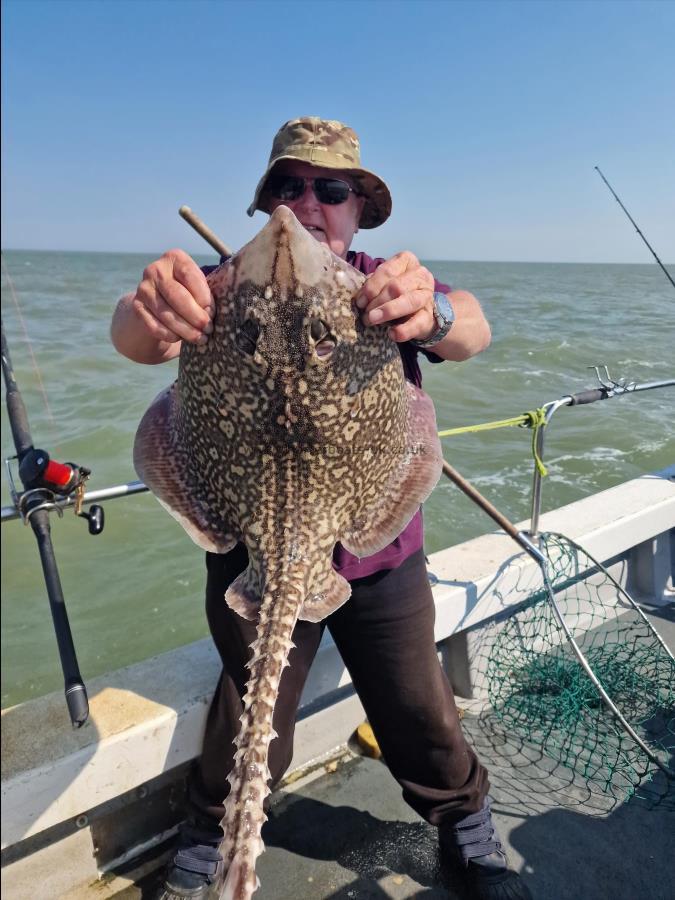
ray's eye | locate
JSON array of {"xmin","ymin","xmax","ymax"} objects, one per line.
[
  {"xmin": 237, "ymin": 318, "xmax": 260, "ymax": 356},
  {"xmin": 309, "ymin": 318, "xmax": 336, "ymax": 359},
  {"xmin": 310, "ymin": 318, "xmax": 329, "ymax": 341}
]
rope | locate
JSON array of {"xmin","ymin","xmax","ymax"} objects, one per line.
[
  {"xmin": 437, "ymin": 412, "xmax": 533, "ymax": 437},
  {"xmin": 438, "ymin": 407, "xmax": 548, "ymax": 476},
  {"xmin": 526, "ymin": 407, "xmax": 548, "ymax": 477}
]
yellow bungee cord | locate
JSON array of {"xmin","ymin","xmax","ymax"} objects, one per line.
[{"xmin": 438, "ymin": 407, "xmax": 549, "ymax": 477}]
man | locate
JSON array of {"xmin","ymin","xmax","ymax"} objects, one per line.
[{"xmin": 111, "ymin": 117, "xmax": 531, "ymax": 900}]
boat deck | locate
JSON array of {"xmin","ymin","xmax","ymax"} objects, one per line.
[{"xmin": 112, "ymin": 604, "xmax": 674, "ymax": 900}]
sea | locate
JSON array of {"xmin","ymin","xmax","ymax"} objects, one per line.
[{"xmin": 1, "ymin": 250, "xmax": 673, "ymax": 708}]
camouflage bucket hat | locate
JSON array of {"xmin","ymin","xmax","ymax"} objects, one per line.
[{"xmin": 247, "ymin": 117, "xmax": 392, "ymax": 229}]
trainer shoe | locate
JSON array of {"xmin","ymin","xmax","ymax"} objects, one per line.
[
  {"xmin": 439, "ymin": 799, "xmax": 533, "ymax": 900},
  {"xmin": 157, "ymin": 822, "xmax": 223, "ymax": 900}
]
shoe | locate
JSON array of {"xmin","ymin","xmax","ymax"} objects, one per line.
[
  {"xmin": 462, "ymin": 849, "xmax": 532, "ymax": 900},
  {"xmin": 439, "ymin": 800, "xmax": 533, "ymax": 900},
  {"xmin": 157, "ymin": 823, "xmax": 223, "ymax": 900}
]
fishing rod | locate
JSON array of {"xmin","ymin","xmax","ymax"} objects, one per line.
[
  {"xmin": 1, "ymin": 316, "xmax": 99, "ymax": 727},
  {"xmin": 594, "ymin": 166, "xmax": 675, "ymax": 290}
]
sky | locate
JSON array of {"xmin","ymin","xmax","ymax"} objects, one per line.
[{"xmin": 1, "ymin": 0, "xmax": 674, "ymax": 263}]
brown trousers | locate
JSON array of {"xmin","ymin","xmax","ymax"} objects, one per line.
[{"xmin": 189, "ymin": 545, "xmax": 489, "ymax": 829}]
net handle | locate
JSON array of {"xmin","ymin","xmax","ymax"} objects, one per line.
[{"xmin": 442, "ymin": 460, "xmax": 535, "ymax": 553}]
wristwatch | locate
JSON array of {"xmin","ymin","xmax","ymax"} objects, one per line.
[{"xmin": 412, "ymin": 291, "xmax": 455, "ymax": 348}]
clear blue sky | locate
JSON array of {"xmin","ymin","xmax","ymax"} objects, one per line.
[{"xmin": 2, "ymin": 0, "xmax": 674, "ymax": 263}]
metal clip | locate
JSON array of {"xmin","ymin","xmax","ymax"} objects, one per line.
[
  {"xmin": 4, "ymin": 456, "xmax": 20, "ymax": 508},
  {"xmin": 74, "ymin": 481, "xmax": 85, "ymax": 516},
  {"xmin": 73, "ymin": 468, "xmax": 90, "ymax": 516},
  {"xmin": 18, "ymin": 488, "xmax": 63, "ymax": 525}
]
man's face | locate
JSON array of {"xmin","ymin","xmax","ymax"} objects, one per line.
[{"xmin": 265, "ymin": 161, "xmax": 365, "ymax": 259}]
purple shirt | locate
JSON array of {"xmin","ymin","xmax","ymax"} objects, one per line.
[{"xmin": 202, "ymin": 251, "xmax": 451, "ymax": 581}]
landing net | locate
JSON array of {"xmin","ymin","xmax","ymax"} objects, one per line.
[{"xmin": 475, "ymin": 532, "xmax": 674, "ymax": 800}]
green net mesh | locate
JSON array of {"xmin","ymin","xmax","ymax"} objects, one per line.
[{"xmin": 469, "ymin": 532, "xmax": 674, "ymax": 801}]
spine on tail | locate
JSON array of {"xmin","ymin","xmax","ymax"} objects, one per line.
[{"xmin": 215, "ymin": 579, "xmax": 303, "ymax": 900}]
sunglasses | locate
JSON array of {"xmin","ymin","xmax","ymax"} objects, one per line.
[{"xmin": 266, "ymin": 174, "xmax": 361, "ymax": 206}]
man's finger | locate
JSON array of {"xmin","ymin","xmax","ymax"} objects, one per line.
[
  {"xmin": 134, "ymin": 292, "xmax": 209, "ymax": 345},
  {"xmin": 363, "ymin": 270, "xmax": 432, "ymax": 313},
  {"xmin": 355, "ymin": 252, "xmax": 419, "ymax": 308},
  {"xmin": 388, "ymin": 304, "xmax": 437, "ymax": 343},
  {"xmin": 169, "ymin": 251, "xmax": 214, "ymax": 310},
  {"xmin": 151, "ymin": 275, "xmax": 213, "ymax": 333},
  {"xmin": 133, "ymin": 300, "xmax": 184, "ymax": 344},
  {"xmin": 365, "ymin": 289, "xmax": 431, "ymax": 326},
  {"xmin": 358, "ymin": 260, "xmax": 433, "ymax": 311}
]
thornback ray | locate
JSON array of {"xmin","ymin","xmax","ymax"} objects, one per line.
[{"xmin": 133, "ymin": 205, "xmax": 442, "ymax": 900}]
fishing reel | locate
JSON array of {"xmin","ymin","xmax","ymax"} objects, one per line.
[
  {"xmin": 19, "ymin": 448, "xmax": 87, "ymax": 494},
  {"xmin": 9, "ymin": 448, "xmax": 105, "ymax": 535}
]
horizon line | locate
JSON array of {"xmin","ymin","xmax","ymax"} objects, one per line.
[{"xmin": 1, "ymin": 247, "xmax": 673, "ymax": 268}]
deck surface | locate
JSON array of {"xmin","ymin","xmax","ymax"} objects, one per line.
[{"xmin": 118, "ymin": 606, "xmax": 675, "ymax": 900}]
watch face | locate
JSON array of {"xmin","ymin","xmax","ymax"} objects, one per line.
[
  {"xmin": 433, "ymin": 292, "xmax": 455, "ymax": 328},
  {"xmin": 412, "ymin": 291, "xmax": 455, "ymax": 348}
]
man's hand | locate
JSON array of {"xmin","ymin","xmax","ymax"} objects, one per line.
[
  {"xmin": 354, "ymin": 251, "xmax": 491, "ymax": 362},
  {"xmin": 132, "ymin": 249, "xmax": 214, "ymax": 346},
  {"xmin": 355, "ymin": 251, "xmax": 437, "ymax": 344},
  {"xmin": 111, "ymin": 249, "xmax": 215, "ymax": 364}
]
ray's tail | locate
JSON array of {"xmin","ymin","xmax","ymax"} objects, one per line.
[{"xmin": 215, "ymin": 576, "xmax": 303, "ymax": 900}]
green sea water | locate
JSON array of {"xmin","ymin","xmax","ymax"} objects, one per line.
[{"xmin": 1, "ymin": 250, "xmax": 673, "ymax": 708}]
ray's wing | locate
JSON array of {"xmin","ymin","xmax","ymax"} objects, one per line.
[
  {"xmin": 134, "ymin": 384, "xmax": 239, "ymax": 553},
  {"xmin": 341, "ymin": 383, "xmax": 442, "ymax": 557}
]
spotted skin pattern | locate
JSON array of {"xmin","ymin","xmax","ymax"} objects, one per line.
[{"xmin": 134, "ymin": 206, "xmax": 442, "ymax": 899}]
